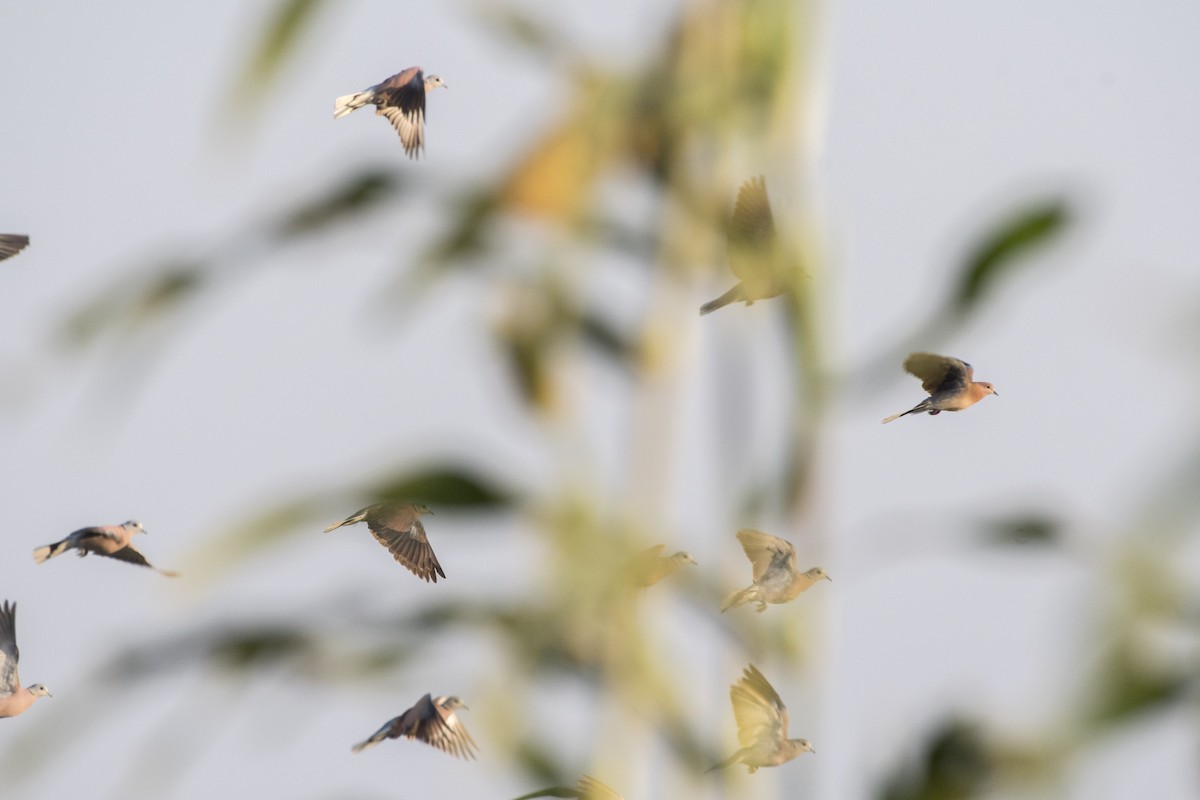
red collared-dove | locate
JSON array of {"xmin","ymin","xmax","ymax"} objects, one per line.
[
  {"xmin": 32, "ymin": 520, "xmax": 179, "ymax": 576},
  {"xmin": 334, "ymin": 67, "xmax": 447, "ymax": 158},
  {"xmin": 632, "ymin": 544, "xmax": 697, "ymax": 587},
  {"xmin": 722, "ymin": 529, "xmax": 829, "ymax": 613},
  {"xmin": 324, "ymin": 502, "xmax": 444, "ymax": 582},
  {"xmin": 0, "ymin": 234, "xmax": 30, "ymax": 262},
  {"xmin": 0, "ymin": 601, "xmax": 51, "ymax": 718},
  {"xmin": 707, "ymin": 664, "xmax": 813, "ymax": 773},
  {"xmin": 700, "ymin": 176, "xmax": 802, "ymax": 315},
  {"xmin": 882, "ymin": 352, "xmax": 997, "ymax": 423},
  {"xmin": 352, "ymin": 693, "xmax": 477, "ymax": 759}
]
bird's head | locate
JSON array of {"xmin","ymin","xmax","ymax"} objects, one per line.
[
  {"xmin": 790, "ymin": 738, "xmax": 815, "ymax": 755},
  {"xmin": 424, "ymin": 75, "xmax": 447, "ymax": 91},
  {"xmin": 806, "ymin": 567, "xmax": 831, "ymax": 582},
  {"xmin": 438, "ymin": 695, "xmax": 468, "ymax": 711},
  {"xmin": 975, "ymin": 381, "xmax": 998, "ymax": 398},
  {"xmin": 413, "ymin": 503, "xmax": 434, "ymax": 517},
  {"xmin": 676, "ymin": 551, "xmax": 698, "ymax": 566},
  {"xmin": 124, "ymin": 520, "xmax": 145, "ymax": 535},
  {"xmin": 27, "ymin": 684, "xmax": 52, "ymax": 698}
]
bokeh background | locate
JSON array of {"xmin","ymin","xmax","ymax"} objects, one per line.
[{"xmin": 1, "ymin": 1, "xmax": 1198, "ymax": 798}]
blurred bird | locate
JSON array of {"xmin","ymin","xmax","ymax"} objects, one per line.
[
  {"xmin": 352, "ymin": 693, "xmax": 477, "ymax": 759},
  {"xmin": 700, "ymin": 176, "xmax": 802, "ymax": 315},
  {"xmin": 0, "ymin": 234, "xmax": 29, "ymax": 262},
  {"xmin": 882, "ymin": 352, "xmax": 997, "ymax": 423},
  {"xmin": 722, "ymin": 529, "xmax": 829, "ymax": 613},
  {"xmin": 0, "ymin": 601, "xmax": 51, "ymax": 718},
  {"xmin": 707, "ymin": 664, "xmax": 813, "ymax": 773},
  {"xmin": 509, "ymin": 775, "xmax": 624, "ymax": 800},
  {"xmin": 32, "ymin": 520, "xmax": 178, "ymax": 576},
  {"xmin": 324, "ymin": 502, "xmax": 444, "ymax": 582},
  {"xmin": 334, "ymin": 67, "xmax": 447, "ymax": 158},
  {"xmin": 632, "ymin": 544, "xmax": 697, "ymax": 587}
]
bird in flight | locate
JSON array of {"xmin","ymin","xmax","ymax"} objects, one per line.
[
  {"xmin": 722, "ymin": 529, "xmax": 829, "ymax": 613},
  {"xmin": 32, "ymin": 520, "xmax": 179, "ymax": 576},
  {"xmin": 324, "ymin": 502, "xmax": 444, "ymax": 582},
  {"xmin": 707, "ymin": 664, "xmax": 813, "ymax": 773},
  {"xmin": 882, "ymin": 352, "xmax": 997, "ymax": 423},
  {"xmin": 334, "ymin": 67, "xmax": 447, "ymax": 158},
  {"xmin": 351, "ymin": 693, "xmax": 477, "ymax": 759},
  {"xmin": 0, "ymin": 601, "xmax": 52, "ymax": 718}
]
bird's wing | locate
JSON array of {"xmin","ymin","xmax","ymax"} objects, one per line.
[
  {"xmin": 903, "ymin": 353, "xmax": 970, "ymax": 395},
  {"xmin": 0, "ymin": 601, "xmax": 20, "ymax": 695},
  {"xmin": 103, "ymin": 545, "xmax": 157, "ymax": 569},
  {"xmin": 0, "ymin": 234, "xmax": 30, "ymax": 262},
  {"xmin": 577, "ymin": 775, "xmax": 625, "ymax": 800},
  {"xmin": 737, "ymin": 529, "xmax": 795, "ymax": 583},
  {"xmin": 410, "ymin": 697, "xmax": 475, "ymax": 759},
  {"xmin": 375, "ymin": 72, "xmax": 427, "ymax": 158},
  {"xmin": 727, "ymin": 176, "xmax": 777, "ymax": 281},
  {"xmin": 730, "ymin": 664, "xmax": 788, "ymax": 748},
  {"xmin": 368, "ymin": 517, "xmax": 445, "ymax": 582}
]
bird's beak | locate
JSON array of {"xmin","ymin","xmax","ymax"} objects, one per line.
[{"xmin": 993, "ymin": 389, "xmax": 999, "ymax": 396}]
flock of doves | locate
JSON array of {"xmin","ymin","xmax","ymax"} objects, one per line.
[{"xmin": 0, "ymin": 65, "xmax": 998, "ymax": 798}]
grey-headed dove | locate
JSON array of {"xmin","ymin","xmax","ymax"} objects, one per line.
[
  {"xmin": 32, "ymin": 520, "xmax": 178, "ymax": 576},
  {"xmin": 632, "ymin": 544, "xmax": 697, "ymax": 587}
]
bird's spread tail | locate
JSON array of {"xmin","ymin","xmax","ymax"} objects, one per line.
[
  {"xmin": 350, "ymin": 733, "xmax": 383, "ymax": 754},
  {"xmin": 32, "ymin": 539, "xmax": 71, "ymax": 563},
  {"xmin": 334, "ymin": 91, "xmax": 374, "ymax": 119},
  {"xmin": 700, "ymin": 286, "xmax": 744, "ymax": 316},
  {"xmin": 721, "ymin": 586, "xmax": 756, "ymax": 612}
]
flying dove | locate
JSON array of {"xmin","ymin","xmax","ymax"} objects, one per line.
[
  {"xmin": 722, "ymin": 529, "xmax": 829, "ymax": 613},
  {"xmin": 0, "ymin": 234, "xmax": 30, "ymax": 262},
  {"xmin": 32, "ymin": 520, "xmax": 179, "ymax": 576},
  {"xmin": 509, "ymin": 775, "xmax": 624, "ymax": 800},
  {"xmin": 707, "ymin": 664, "xmax": 813, "ymax": 774},
  {"xmin": 324, "ymin": 502, "xmax": 444, "ymax": 582},
  {"xmin": 334, "ymin": 67, "xmax": 447, "ymax": 158},
  {"xmin": 700, "ymin": 176, "xmax": 801, "ymax": 315},
  {"xmin": 882, "ymin": 352, "xmax": 997, "ymax": 423},
  {"xmin": 0, "ymin": 601, "xmax": 51, "ymax": 718},
  {"xmin": 632, "ymin": 544, "xmax": 697, "ymax": 587},
  {"xmin": 351, "ymin": 693, "xmax": 477, "ymax": 759}
]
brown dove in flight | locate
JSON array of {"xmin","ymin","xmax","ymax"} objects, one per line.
[
  {"xmin": 707, "ymin": 664, "xmax": 813, "ymax": 773},
  {"xmin": 324, "ymin": 502, "xmax": 444, "ymax": 582},
  {"xmin": 700, "ymin": 176, "xmax": 802, "ymax": 315},
  {"xmin": 631, "ymin": 544, "xmax": 697, "ymax": 587},
  {"xmin": 0, "ymin": 234, "xmax": 30, "ymax": 262},
  {"xmin": 334, "ymin": 67, "xmax": 447, "ymax": 158},
  {"xmin": 32, "ymin": 520, "xmax": 179, "ymax": 576},
  {"xmin": 351, "ymin": 693, "xmax": 477, "ymax": 759},
  {"xmin": 882, "ymin": 352, "xmax": 997, "ymax": 423},
  {"xmin": 722, "ymin": 529, "xmax": 829, "ymax": 613},
  {"xmin": 0, "ymin": 601, "xmax": 51, "ymax": 718}
]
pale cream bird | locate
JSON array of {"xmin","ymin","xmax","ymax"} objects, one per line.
[
  {"xmin": 707, "ymin": 664, "xmax": 813, "ymax": 773},
  {"xmin": 334, "ymin": 67, "xmax": 447, "ymax": 158},
  {"xmin": 0, "ymin": 234, "xmax": 30, "ymax": 262},
  {"xmin": 722, "ymin": 529, "xmax": 829, "ymax": 613},
  {"xmin": 631, "ymin": 544, "xmax": 697, "ymax": 587},
  {"xmin": 32, "ymin": 520, "xmax": 178, "ymax": 576},
  {"xmin": 509, "ymin": 775, "xmax": 624, "ymax": 800},
  {"xmin": 0, "ymin": 601, "xmax": 51, "ymax": 719},
  {"xmin": 700, "ymin": 176, "xmax": 802, "ymax": 315},
  {"xmin": 882, "ymin": 352, "xmax": 997, "ymax": 423},
  {"xmin": 351, "ymin": 694, "xmax": 477, "ymax": 759},
  {"xmin": 324, "ymin": 502, "xmax": 444, "ymax": 582}
]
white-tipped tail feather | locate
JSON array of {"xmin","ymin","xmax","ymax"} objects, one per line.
[
  {"xmin": 334, "ymin": 91, "xmax": 375, "ymax": 119},
  {"xmin": 32, "ymin": 540, "xmax": 70, "ymax": 564}
]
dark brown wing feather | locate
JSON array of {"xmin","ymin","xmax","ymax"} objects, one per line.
[
  {"xmin": 104, "ymin": 545, "xmax": 156, "ymax": 569},
  {"xmin": 727, "ymin": 176, "xmax": 776, "ymax": 281},
  {"xmin": 376, "ymin": 68, "xmax": 427, "ymax": 158},
  {"xmin": 903, "ymin": 353, "xmax": 971, "ymax": 395},
  {"xmin": 368, "ymin": 518, "xmax": 445, "ymax": 582},
  {"xmin": 0, "ymin": 235, "xmax": 30, "ymax": 262}
]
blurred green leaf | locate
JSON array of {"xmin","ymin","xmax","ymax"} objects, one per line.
[
  {"xmin": 953, "ymin": 200, "xmax": 1070, "ymax": 313},
  {"xmin": 58, "ymin": 260, "xmax": 207, "ymax": 346},
  {"xmin": 271, "ymin": 169, "xmax": 404, "ymax": 240},
  {"xmin": 226, "ymin": 0, "xmax": 331, "ymax": 118},
  {"xmin": 879, "ymin": 719, "xmax": 992, "ymax": 800},
  {"xmin": 982, "ymin": 513, "xmax": 1060, "ymax": 546}
]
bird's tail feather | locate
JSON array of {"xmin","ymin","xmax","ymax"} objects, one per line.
[
  {"xmin": 334, "ymin": 91, "xmax": 373, "ymax": 119},
  {"xmin": 350, "ymin": 733, "xmax": 384, "ymax": 753},
  {"xmin": 700, "ymin": 286, "xmax": 743, "ymax": 316},
  {"xmin": 324, "ymin": 511, "xmax": 365, "ymax": 533},
  {"xmin": 881, "ymin": 404, "xmax": 924, "ymax": 424},
  {"xmin": 705, "ymin": 751, "xmax": 741, "ymax": 773},
  {"xmin": 32, "ymin": 539, "xmax": 70, "ymax": 563},
  {"xmin": 721, "ymin": 586, "xmax": 756, "ymax": 612}
]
